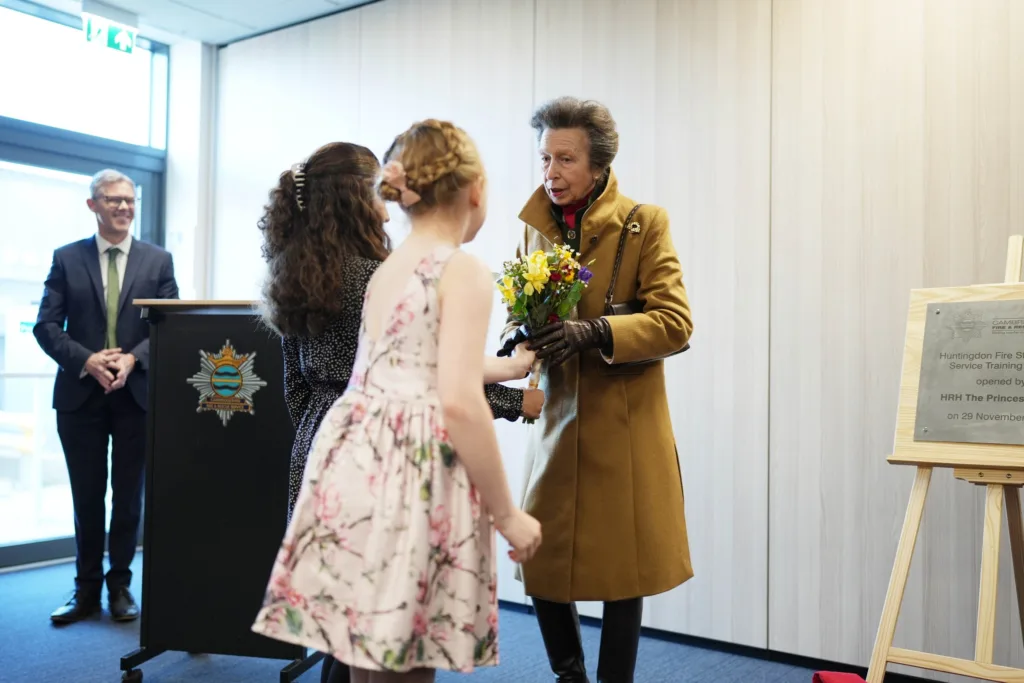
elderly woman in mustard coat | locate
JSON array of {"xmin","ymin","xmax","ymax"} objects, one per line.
[{"xmin": 499, "ymin": 96, "xmax": 693, "ymax": 683}]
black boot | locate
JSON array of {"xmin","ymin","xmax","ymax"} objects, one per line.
[
  {"xmin": 596, "ymin": 598, "xmax": 643, "ymax": 683},
  {"xmin": 532, "ymin": 598, "xmax": 590, "ymax": 682}
]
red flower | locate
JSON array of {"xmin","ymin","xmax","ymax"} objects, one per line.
[
  {"xmin": 469, "ymin": 485, "xmax": 482, "ymax": 520},
  {"xmin": 286, "ymin": 587, "xmax": 305, "ymax": 608},
  {"xmin": 413, "ymin": 611, "xmax": 428, "ymax": 635},
  {"xmin": 429, "ymin": 505, "xmax": 452, "ymax": 551},
  {"xmin": 433, "ymin": 424, "xmax": 449, "ymax": 442},
  {"xmin": 271, "ymin": 570, "xmax": 292, "ymax": 599},
  {"xmin": 430, "ymin": 621, "xmax": 449, "ymax": 642},
  {"xmin": 314, "ymin": 482, "xmax": 342, "ymax": 521},
  {"xmin": 548, "ymin": 314, "xmax": 559, "ymax": 323},
  {"xmin": 416, "ymin": 571, "xmax": 429, "ymax": 603},
  {"xmin": 550, "ymin": 272, "xmax": 561, "ymax": 281},
  {"xmin": 390, "ymin": 410, "xmax": 405, "ymax": 437},
  {"xmin": 386, "ymin": 301, "xmax": 415, "ymax": 336}
]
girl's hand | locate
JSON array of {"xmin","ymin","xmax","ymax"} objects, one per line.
[
  {"xmin": 495, "ymin": 508, "xmax": 542, "ymax": 563},
  {"xmin": 521, "ymin": 388, "xmax": 545, "ymax": 420},
  {"xmin": 513, "ymin": 342, "xmax": 536, "ymax": 378}
]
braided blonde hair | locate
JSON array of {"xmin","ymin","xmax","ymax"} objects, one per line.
[{"xmin": 378, "ymin": 119, "xmax": 482, "ymax": 214}]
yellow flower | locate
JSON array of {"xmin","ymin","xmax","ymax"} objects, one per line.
[
  {"xmin": 523, "ymin": 251, "xmax": 550, "ymax": 296},
  {"xmin": 494, "ymin": 275, "xmax": 516, "ymax": 305},
  {"xmin": 527, "ymin": 250, "xmax": 548, "ymax": 269},
  {"xmin": 563, "ymin": 270, "xmax": 575, "ymax": 283},
  {"xmin": 523, "ymin": 276, "xmax": 545, "ymax": 296}
]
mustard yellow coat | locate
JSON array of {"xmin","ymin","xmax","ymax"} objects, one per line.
[{"xmin": 507, "ymin": 170, "xmax": 694, "ymax": 603}]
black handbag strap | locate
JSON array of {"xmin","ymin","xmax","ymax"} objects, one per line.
[{"xmin": 604, "ymin": 204, "xmax": 643, "ymax": 307}]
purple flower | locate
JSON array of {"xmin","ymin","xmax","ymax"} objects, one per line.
[{"xmin": 578, "ymin": 266, "xmax": 593, "ymax": 283}]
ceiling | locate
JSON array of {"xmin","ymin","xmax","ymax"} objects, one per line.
[{"xmin": 22, "ymin": 0, "xmax": 373, "ymax": 45}]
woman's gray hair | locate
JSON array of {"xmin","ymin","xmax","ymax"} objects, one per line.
[
  {"xmin": 530, "ymin": 96, "xmax": 619, "ymax": 173},
  {"xmin": 89, "ymin": 169, "xmax": 135, "ymax": 199}
]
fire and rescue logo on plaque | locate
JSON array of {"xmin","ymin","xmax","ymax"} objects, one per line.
[
  {"xmin": 186, "ymin": 340, "xmax": 268, "ymax": 426},
  {"xmin": 948, "ymin": 308, "xmax": 987, "ymax": 341}
]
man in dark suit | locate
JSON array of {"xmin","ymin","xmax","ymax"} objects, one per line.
[{"xmin": 34, "ymin": 169, "xmax": 179, "ymax": 624}]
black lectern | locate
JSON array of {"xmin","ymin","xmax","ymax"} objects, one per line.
[{"xmin": 119, "ymin": 300, "xmax": 323, "ymax": 683}]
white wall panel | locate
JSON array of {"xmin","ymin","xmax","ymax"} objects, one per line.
[
  {"xmin": 769, "ymin": 0, "xmax": 1024, "ymax": 677},
  {"xmin": 531, "ymin": 0, "xmax": 772, "ymax": 647},
  {"xmin": 212, "ymin": 10, "xmax": 362, "ymax": 299}
]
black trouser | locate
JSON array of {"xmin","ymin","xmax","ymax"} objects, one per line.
[
  {"xmin": 533, "ymin": 596, "xmax": 644, "ymax": 683},
  {"xmin": 320, "ymin": 656, "xmax": 349, "ymax": 683},
  {"xmin": 56, "ymin": 386, "xmax": 146, "ymax": 595}
]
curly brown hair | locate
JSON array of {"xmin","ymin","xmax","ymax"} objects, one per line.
[
  {"xmin": 259, "ymin": 142, "xmax": 391, "ymax": 338},
  {"xmin": 378, "ymin": 119, "xmax": 483, "ymax": 214}
]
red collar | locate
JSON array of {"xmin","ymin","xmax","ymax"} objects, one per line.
[{"xmin": 561, "ymin": 196, "xmax": 590, "ymax": 230}]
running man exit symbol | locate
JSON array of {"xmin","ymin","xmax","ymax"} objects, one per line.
[
  {"xmin": 109, "ymin": 27, "xmax": 134, "ymax": 52},
  {"xmin": 83, "ymin": 13, "xmax": 135, "ymax": 54}
]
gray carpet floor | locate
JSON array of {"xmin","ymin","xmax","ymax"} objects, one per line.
[{"xmin": 0, "ymin": 559, "xmax": 820, "ymax": 682}]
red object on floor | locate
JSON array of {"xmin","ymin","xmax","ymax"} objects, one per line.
[{"xmin": 812, "ymin": 673, "xmax": 866, "ymax": 683}]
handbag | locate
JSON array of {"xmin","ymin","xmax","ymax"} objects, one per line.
[{"xmin": 602, "ymin": 204, "xmax": 690, "ymax": 364}]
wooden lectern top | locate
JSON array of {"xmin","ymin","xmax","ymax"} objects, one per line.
[
  {"xmin": 133, "ymin": 299, "xmax": 261, "ymax": 320},
  {"xmin": 133, "ymin": 299, "xmax": 257, "ymax": 307}
]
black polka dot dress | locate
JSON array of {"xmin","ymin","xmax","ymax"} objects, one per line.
[{"xmin": 283, "ymin": 256, "xmax": 525, "ymax": 518}]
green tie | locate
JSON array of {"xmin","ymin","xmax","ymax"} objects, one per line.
[{"xmin": 106, "ymin": 246, "xmax": 120, "ymax": 349}]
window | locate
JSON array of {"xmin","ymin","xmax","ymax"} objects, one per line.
[
  {"xmin": 0, "ymin": 161, "xmax": 146, "ymax": 550},
  {"xmin": 0, "ymin": 161, "xmax": 87, "ymax": 549},
  {"xmin": 0, "ymin": 1, "xmax": 167, "ymax": 567},
  {"xmin": 0, "ymin": 2, "xmax": 169, "ymax": 149}
]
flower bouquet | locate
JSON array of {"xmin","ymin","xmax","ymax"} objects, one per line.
[{"xmin": 496, "ymin": 245, "xmax": 594, "ymax": 418}]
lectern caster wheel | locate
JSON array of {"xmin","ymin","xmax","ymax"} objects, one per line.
[{"xmin": 121, "ymin": 670, "xmax": 142, "ymax": 683}]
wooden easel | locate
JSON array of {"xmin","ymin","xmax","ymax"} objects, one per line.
[{"xmin": 867, "ymin": 235, "xmax": 1024, "ymax": 683}]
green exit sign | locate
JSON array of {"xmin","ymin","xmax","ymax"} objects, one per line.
[{"xmin": 83, "ymin": 13, "xmax": 136, "ymax": 54}]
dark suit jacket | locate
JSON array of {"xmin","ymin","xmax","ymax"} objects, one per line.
[{"xmin": 34, "ymin": 236, "xmax": 180, "ymax": 412}]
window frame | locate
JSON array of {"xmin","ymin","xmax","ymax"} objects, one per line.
[{"xmin": 0, "ymin": 116, "xmax": 166, "ymax": 246}]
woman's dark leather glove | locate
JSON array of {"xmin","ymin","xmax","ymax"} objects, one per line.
[{"xmin": 527, "ymin": 318, "xmax": 612, "ymax": 367}]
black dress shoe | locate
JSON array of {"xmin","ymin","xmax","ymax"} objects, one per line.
[
  {"xmin": 108, "ymin": 586, "xmax": 140, "ymax": 622},
  {"xmin": 51, "ymin": 590, "xmax": 100, "ymax": 624}
]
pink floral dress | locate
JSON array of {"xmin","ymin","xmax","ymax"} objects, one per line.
[{"xmin": 252, "ymin": 245, "xmax": 498, "ymax": 673}]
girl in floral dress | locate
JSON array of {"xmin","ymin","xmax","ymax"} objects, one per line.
[{"xmin": 252, "ymin": 119, "xmax": 542, "ymax": 683}]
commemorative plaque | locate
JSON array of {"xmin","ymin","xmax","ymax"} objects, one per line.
[{"xmin": 915, "ymin": 299, "xmax": 1024, "ymax": 445}]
